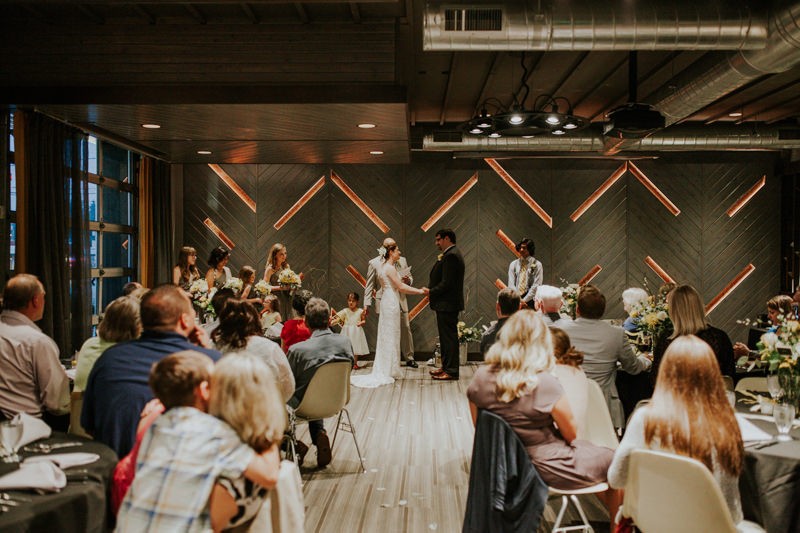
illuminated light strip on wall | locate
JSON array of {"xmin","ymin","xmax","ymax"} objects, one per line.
[
  {"xmin": 420, "ymin": 173, "xmax": 479, "ymax": 232},
  {"xmin": 726, "ymin": 175, "xmax": 766, "ymax": 217},
  {"xmin": 203, "ymin": 217, "xmax": 235, "ymax": 249},
  {"xmin": 330, "ymin": 171, "xmax": 390, "ymax": 233},
  {"xmin": 495, "ymin": 279, "xmax": 508, "ymax": 290},
  {"xmin": 408, "ymin": 296, "xmax": 430, "ymax": 322},
  {"xmin": 705, "ymin": 263, "xmax": 756, "ymax": 315},
  {"xmin": 644, "ymin": 256, "xmax": 675, "ymax": 284},
  {"xmin": 627, "ymin": 161, "xmax": 680, "ymax": 216},
  {"xmin": 570, "ymin": 162, "xmax": 628, "ymax": 222},
  {"xmin": 273, "ymin": 175, "xmax": 326, "ymax": 230},
  {"xmin": 495, "ymin": 229, "xmax": 521, "ymax": 257},
  {"xmin": 208, "ymin": 164, "xmax": 257, "ymax": 213},
  {"xmin": 346, "ymin": 265, "xmax": 367, "ymax": 288},
  {"xmin": 578, "ymin": 265, "xmax": 602, "ymax": 286},
  {"xmin": 485, "ymin": 159, "xmax": 553, "ymax": 228}
]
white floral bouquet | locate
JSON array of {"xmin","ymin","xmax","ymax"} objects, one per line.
[
  {"xmin": 253, "ymin": 280, "xmax": 271, "ymax": 298},
  {"xmin": 558, "ymin": 280, "xmax": 580, "ymax": 319},
  {"xmin": 277, "ymin": 268, "xmax": 302, "ymax": 289},
  {"xmin": 188, "ymin": 279, "xmax": 210, "ymax": 302},
  {"xmin": 755, "ymin": 322, "xmax": 800, "ymax": 407},
  {"xmin": 198, "ymin": 287, "xmax": 218, "ymax": 320},
  {"xmin": 629, "ymin": 295, "xmax": 673, "ymax": 344},
  {"xmin": 223, "ymin": 277, "xmax": 243, "ymax": 293},
  {"xmin": 457, "ymin": 321, "xmax": 482, "ymax": 344}
]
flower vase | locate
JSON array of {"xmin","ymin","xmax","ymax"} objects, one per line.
[{"xmin": 459, "ymin": 343, "xmax": 468, "ymax": 366}]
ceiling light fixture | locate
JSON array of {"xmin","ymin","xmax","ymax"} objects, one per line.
[
  {"xmin": 358, "ymin": 123, "xmax": 377, "ymax": 129},
  {"xmin": 141, "ymin": 123, "xmax": 161, "ymax": 129},
  {"xmin": 197, "ymin": 150, "xmax": 212, "ymax": 155},
  {"xmin": 460, "ymin": 53, "xmax": 589, "ymax": 139},
  {"xmin": 728, "ymin": 111, "xmax": 743, "ymax": 117},
  {"xmin": 369, "ymin": 151, "xmax": 384, "ymax": 155}
]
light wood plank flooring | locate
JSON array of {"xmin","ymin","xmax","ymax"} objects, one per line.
[{"xmin": 296, "ymin": 362, "xmax": 610, "ymax": 533}]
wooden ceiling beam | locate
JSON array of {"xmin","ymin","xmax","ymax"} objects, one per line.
[
  {"xmin": 77, "ymin": 4, "xmax": 104, "ymax": 24},
  {"xmin": 704, "ymin": 78, "xmax": 797, "ymax": 123},
  {"xmin": 240, "ymin": 2, "xmax": 259, "ymax": 23},
  {"xmin": 294, "ymin": 3, "xmax": 309, "ymax": 24},
  {"xmin": 184, "ymin": 3, "xmax": 207, "ymax": 24},
  {"xmin": 134, "ymin": 4, "xmax": 156, "ymax": 24}
]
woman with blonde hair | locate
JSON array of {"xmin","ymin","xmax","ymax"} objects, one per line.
[
  {"xmin": 608, "ymin": 335, "xmax": 745, "ymax": 524},
  {"xmin": 172, "ymin": 246, "xmax": 201, "ymax": 294},
  {"xmin": 209, "ymin": 353, "xmax": 287, "ymax": 531},
  {"xmin": 652, "ymin": 284, "xmax": 734, "ymax": 382},
  {"xmin": 467, "ymin": 310, "xmax": 615, "ymax": 490}
]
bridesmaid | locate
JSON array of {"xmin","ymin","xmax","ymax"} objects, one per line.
[
  {"xmin": 172, "ymin": 246, "xmax": 200, "ymax": 295},
  {"xmin": 263, "ymin": 243, "xmax": 293, "ymax": 319},
  {"xmin": 206, "ymin": 246, "xmax": 232, "ymax": 290}
]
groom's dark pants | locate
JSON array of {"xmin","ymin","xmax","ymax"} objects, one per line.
[{"xmin": 436, "ymin": 310, "xmax": 459, "ymax": 377}]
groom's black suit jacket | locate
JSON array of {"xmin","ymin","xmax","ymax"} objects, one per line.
[{"xmin": 428, "ymin": 245, "xmax": 465, "ymax": 312}]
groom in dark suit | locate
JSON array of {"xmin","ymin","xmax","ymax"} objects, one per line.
[{"xmin": 424, "ymin": 228, "xmax": 465, "ymax": 381}]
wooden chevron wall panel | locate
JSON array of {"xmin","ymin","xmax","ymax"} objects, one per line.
[{"xmin": 180, "ymin": 152, "xmax": 780, "ymax": 354}]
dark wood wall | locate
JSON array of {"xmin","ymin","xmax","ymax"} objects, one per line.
[{"xmin": 180, "ymin": 152, "xmax": 780, "ymax": 354}]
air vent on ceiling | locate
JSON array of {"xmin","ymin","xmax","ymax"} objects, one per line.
[{"xmin": 444, "ymin": 8, "xmax": 502, "ymax": 31}]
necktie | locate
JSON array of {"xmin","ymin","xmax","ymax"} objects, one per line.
[{"xmin": 518, "ymin": 258, "xmax": 529, "ymax": 294}]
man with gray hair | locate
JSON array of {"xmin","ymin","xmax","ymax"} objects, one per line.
[
  {"xmin": 480, "ymin": 288, "xmax": 521, "ymax": 356},
  {"xmin": 364, "ymin": 236, "xmax": 417, "ymax": 367},
  {"xmin": 537, "ymin": 285, "xmax": 569, "ymax": 325},
  {"xmin": 287, "ymin": 297, "xmax": 354, "ymax": 468}
]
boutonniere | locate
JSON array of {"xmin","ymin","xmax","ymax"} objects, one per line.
[{"xmin": 437, "ymin": 253, "xmax": 444, "ymax": 262}]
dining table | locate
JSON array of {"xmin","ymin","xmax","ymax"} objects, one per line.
[
  {"xmin": 0, "ymin": 433, "xmax": 117, "ymax": 533},
  {"xmin": 736, "ymin": 394, "xmax": 800, "ymax": 533}
]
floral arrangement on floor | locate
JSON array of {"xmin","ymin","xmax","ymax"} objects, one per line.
[
  {"xmin": 457, "ymin": 321, "xmax": 483, "ymax": 344},
  {"xmin": 253, "ymin": 280, "xmax": 271, "ymax": 298},
  {"xmin": 277, "ymin": 268, "xmax": 302, "ymax": 289},
  {"xmin": 559, "ymin": 280, "xmax": 580, "ymax": 319},
  {"xmin": 754, "ymin": 319, "xmax": 800, "ymax": 407},
  {"xmin": 223, "ymin": 277, "xmax": 243, "ymax": 293},
  {"xmin": 629, "ymin": 295, "xmax": 673, "ymax": 346}
]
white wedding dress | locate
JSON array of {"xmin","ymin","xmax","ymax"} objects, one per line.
[{"xmin": 351, "ymin": 263, "xmax": 401, "ymax": 388}]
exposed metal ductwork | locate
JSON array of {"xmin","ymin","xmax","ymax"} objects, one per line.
[
  {"xmin": 423, "ymin": 1, "xmax": 767, "ymax": 51},
  {"xmin": 422, "ymin": 125, "xmax": 800, "ymax": 153}
]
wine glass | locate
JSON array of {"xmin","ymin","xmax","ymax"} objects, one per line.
[
  {"xmin": 0, "ymin": 419, "xmax": 23, "ymax": 463},
  {"xmin": 773, "ymin": 403, "xmax": 796, "ymax": 442},
  {"xmin": 767, "ymin": 374, "xmax": 784, "ymax": 401}
]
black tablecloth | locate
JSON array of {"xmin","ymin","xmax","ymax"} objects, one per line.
[
  {"xmin": 736, "ymin": 397, "xmax": 800, "ymax": 533},
  {"xmin": 0, "ymin": 433, "xmax": 117, "ymax": 533}
]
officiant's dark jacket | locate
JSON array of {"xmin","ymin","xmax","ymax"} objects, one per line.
[{"xmin": 429, "ymin": 246, "xmax": 465, "ymax": 312}]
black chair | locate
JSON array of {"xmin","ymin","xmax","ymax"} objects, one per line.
[{"xmin": 463, "ymin": 410, "xmax": 548, "ymax": 533}]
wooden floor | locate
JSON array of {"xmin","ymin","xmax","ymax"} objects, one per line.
[{"xmin": 296, "ymin": 362, "xmax": 610, "ymax": 533}]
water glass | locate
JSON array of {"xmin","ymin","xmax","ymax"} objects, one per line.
[
  {"xmin": 0, "ymin": 419, "xmax": 23, "ymax": 462},
  {"xmin": 767, "ymin": 374, "xmax": 784, "ymax": 401},
  {"xmin": 773, "ymin": 403, "xmax": 796, "ymax": 441}
]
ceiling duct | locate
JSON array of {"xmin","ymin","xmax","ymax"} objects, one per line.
[
  {"xmin": 422, "ymin": 124, "xmax": 800, "ymax": 153},
  {"xmin": 424, "ymin": 1, "xmax": 767, "ymax": 51}
]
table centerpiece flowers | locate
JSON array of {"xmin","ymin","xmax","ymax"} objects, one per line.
[{"xmin": 756, "ymin": 321, "xmax": 800, "ymax": 409}]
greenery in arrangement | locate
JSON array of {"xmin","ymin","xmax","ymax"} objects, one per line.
[
  {"xmin": 629, "ymin": 294, "xmax": 673, "ymax": 346},
  {"xmin": 277, "ymin": 268, "xmax": 302, "ymax": 289},
  {"xmin": 752, "ymin": 319, "xmax": 800, "ymax": 407},
  {"xmin": 558, "ymin": 280, "xmax": 579, "ymax": 319},
  {"xmin": 457, "ymin": 321, "xmax": 482, "ymax": 344}
]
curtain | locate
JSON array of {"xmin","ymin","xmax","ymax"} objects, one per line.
[
  {"xmin": 139, "ymin": 156, "xmax": 173, "ymax": 287},
  {"xmin": 15, "ymin": 110, "xmax": 91, "ymax": 355}
]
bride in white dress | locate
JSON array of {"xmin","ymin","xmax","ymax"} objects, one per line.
[{"xmin": 351, "ymin": 244, "xmax": 425, "ymax": 388}]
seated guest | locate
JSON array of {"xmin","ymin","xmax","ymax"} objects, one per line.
[
  {"xmin": 556, "ymin": 285, "xmax": 651, "ymax": 428},
  {"xmin": 550, "ymin": 328, "xmax": 589, "ymax": 436},
  {"xmin": 653, "ymin": 285, "xmax": 734, "ymax": 384},
  {"xmin": 122, "ymin": 281, "xmax": 144, "ymax": 297},
  {"xmin": 608, "ymin": 335, "xmax": 745, "ymax": 525},
  {"xmin": 200, "ymin": 288, "xmax": 236, "ymax": 336},
  {"xmin": 82, "ymin": 284, "xmax": 221, "ymax": 457},
  {"xmin": 281, "ymin": 289, "xmax": 313, "ymax": 353},
  {"xmin": 74, "ymin": 296, "xmax": 142, "ymax": 392},
  {"xmin": 479, "ymin": 288, "xmax": 520, "ymax": 357},
  {"xmin": 287, "ymin": 298, "xmax": 354, "ymax": 468},
  {"xmin": 537, "ymin": 284, "xmax": 568, "ymax": 325},
  {"xmin": 621, "ymin": 287, "xmax": 648, "ymax": 333},
  {"xmin": 212, "ymin": 299, "xmax": 295, "ymax": 403},
  {"xmin": 467, "ymin": 311, "xmax": 619, "ymax": 522},
  {"xmin": 734, "ymin": 294, "xmax": 794, "ymax": 358},
  {"xmin": 0, "ymin": 274, "xmax": 70, "ymax": 427},
  {"xmin": 116, "ymin": 351, "xmax": 281, "ymax": 532}
]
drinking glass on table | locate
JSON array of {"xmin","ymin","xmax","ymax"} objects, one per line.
[
  {"xmin": 773, "ymin": 402, "xmax": 796, "ymax": 441},
  {"xmin": 0, "ymin": 419, "xmax": 23, "ymax": 462},
  {"xmin": 767, "ymin": 374, "xmax": 784, "ymax": 401}
]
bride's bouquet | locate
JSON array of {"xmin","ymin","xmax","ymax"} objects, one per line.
[
  {"xmin": 253, "ymin": 280, "xmax": 271, "ymax": 298},
  {"xmin": 223, "ymin": 277, "xmax": 243, "ymax": 293},
  {"xmin": 277, "ymin": 268, "xmax": 302, "ymax": 289}
]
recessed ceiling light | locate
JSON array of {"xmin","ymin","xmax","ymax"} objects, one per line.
[
  {"xmin": 197, "ymin": 150, "xmax": 212, "ymax": 155},
  {"xmin": 141, "ymin": 123, "xmax": 161, "ymax": 129},
  {"xmin": 358, "ymin": 123, "xmax": 377, "ymax": 129},
  {"xmin": 728, "ymin": 112, "xmax": 743, "ymax": 117},
  {"xmin": 369, "ymin": 151, "xmax": 384, "ymax": 155}
]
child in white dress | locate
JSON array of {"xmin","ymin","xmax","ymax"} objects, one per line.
[{"xmin": 332, "ymin": 292, "xmax": 369, "ymax": 369}]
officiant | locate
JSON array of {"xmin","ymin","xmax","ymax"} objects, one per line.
[
  {"xmin": 507, "ymin": 238, "xmax": 543, "ymax": 308},
  {"xmin": 364, "ymin": 237, "xmax": 418, "ymax": 368}
]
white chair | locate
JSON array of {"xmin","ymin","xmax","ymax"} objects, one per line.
[
  {"xmin": 624, "ymin": 449, "xmax": 764, "ymax": 533},
  {"xmin": 287, "ymin": 360, "xmax": 365, "ymax": 473},
  {"xmin": 734, "ymin": 377, "xmax": 768, "ymax": 394},
  {"xmin": 551, "ymin": 379, "xmax": 618, "ymax": 533}
]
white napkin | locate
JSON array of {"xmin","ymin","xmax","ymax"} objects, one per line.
[
  {"xmin": 26, "ymin": 452, "xmax": 100, "ymax": 469},
  {"xmin": 736, "ymin": 413, "xmax": 773, "ymax": 442},
  {"xmin": 11, "ymin": 412, "xmax": 52, "ymax": 447},
  {"xmin": 0, "ymin": 461, "xmax": 66, "ymax": 492}
]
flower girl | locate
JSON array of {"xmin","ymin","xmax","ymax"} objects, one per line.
[
  {"xmin": 237, "ymin": 266, "xmax": 264, "ymax": 306},
  {"xmin": 332, "ymin": 292, "xmax": 369, "ymax": 369}
]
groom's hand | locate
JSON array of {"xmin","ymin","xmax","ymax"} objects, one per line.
[{"xmin": 422, "ymin": 287, "xmax": 430, "ymax": 295}]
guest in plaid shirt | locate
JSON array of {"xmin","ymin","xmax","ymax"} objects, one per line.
[{"xmin": 116, "ymin": 351, "xmax": 280, "ymax": 533}]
